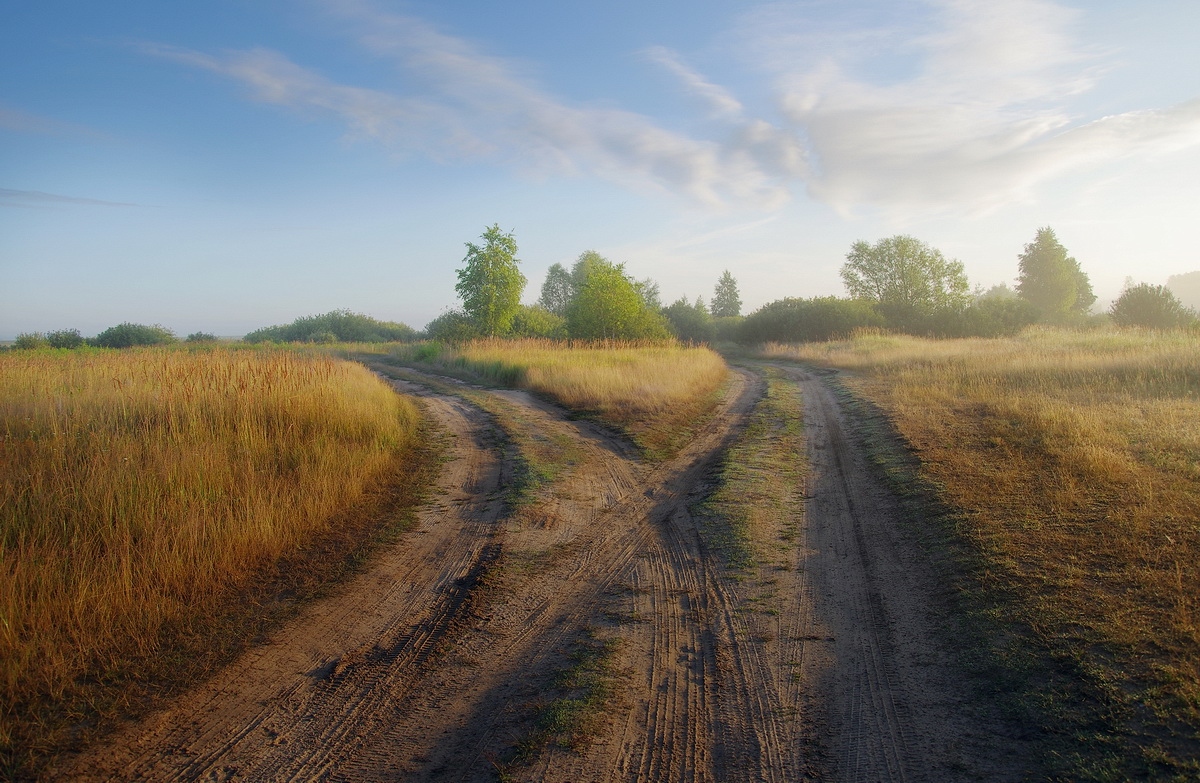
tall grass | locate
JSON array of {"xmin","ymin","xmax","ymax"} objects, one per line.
[
  {"xmin": 389, "ymin": 339, "xmax": 729, "ymax": 459},
  {"xmin": 0, "ymin": 347, "xmax": 421, "ymax": 768},
  {"xmin": 764, "ymin": 328, "xmax": 1200, "ymax": 777}
]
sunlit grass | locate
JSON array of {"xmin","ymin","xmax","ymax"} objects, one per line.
[
  {"xmin": 389, "ymin": 339, "xmax": 730, "ymax": 459},
  {"xmin": 0, "ymin": 347, "xmax": 422, "ymax": 768},
  {"xmin": 763, "ymin": 327, "xmax": 1200, "ymax": 777}
]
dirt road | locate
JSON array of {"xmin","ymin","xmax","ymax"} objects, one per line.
[{"xmin": 54, "ymin": 362, "xmax": 1030, "ymax": 781}]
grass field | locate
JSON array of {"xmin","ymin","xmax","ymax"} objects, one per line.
[
  {"xmin": 0, "ymin": 347, "xmax": 425, "ymax": 774},
  {"xmin": 387, "ymin": 339, "xmax": 730, "ymax": 459},
  {"xmin": 763, "ymin": 328, "xmax": 1200, "ymax": 779}
]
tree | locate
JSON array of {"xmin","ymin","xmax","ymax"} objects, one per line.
[
  {"xmin": 1110, "ymin": 283, "xmax": 1196, "ymax": 329},
  {"xmin": 455, "ymin": 224, "xmax": 526, "ymax": 337},
  {"xmin": 711, "ymin": 270, "xmax": 742, "ymax": 317},
  {"xmin": 566, "ymin": 255, "xmax": 671, "ymax": 340},
  {"xmin": 538, "ymin": 263, "xmax": 574, "ymax": 316},
  {"xmin": 663, "ymin": 296, "xmax": 715, "ymax": 343},
  {"xmin": 1016, "ymin": 227, "xmax": 1095, "ymax": 323},
  {"xmin": 840, "ymin": 236, "xmax": 969, "ymax": 332}
]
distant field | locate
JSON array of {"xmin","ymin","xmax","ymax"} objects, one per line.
[
  {"xmin": 0, "ymin": 347, "xmax": 424, "ymax": 772},
  {"xmin": 386, "ymin": 339, "xmax": 730, "ymax": 459},
  {"xmin": 763, "ymin": 328, "xmax": 1200, "ymax": 778}
]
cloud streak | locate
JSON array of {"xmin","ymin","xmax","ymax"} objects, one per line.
[
  {"xmin": 145, "ymin": 0, "xmax": 1200, "ymax": 215},
  {"xmin": 749, "ymin": 0, "xmax": 1200, "ymax": 214},
  {"xmin": 0, "ymin": 188, "xmax": 137, "ymax": 209}
]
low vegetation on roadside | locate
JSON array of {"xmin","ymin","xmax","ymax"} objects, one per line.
[
  {"xmin": 0, "ymin": 347, "xmax": 427, "ymax": 776},
  {"xmin": 696, "ymin": 366, "xmax": 806, "ymax": 571},
  {"xmin": 763, "ymin": 327, "xmax": 1200, "ymax": 779},
  {"xmin": 387, "ymin": 339, "xmax": 729, "ymax": 460}
]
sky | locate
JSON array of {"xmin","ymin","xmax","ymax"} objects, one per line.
[{"xmin": 3, "ymin": 0, "xmax": 1200, "ymax": 339}]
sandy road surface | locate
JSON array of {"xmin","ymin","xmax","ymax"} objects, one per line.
[{"xmin": 54, "ymin": 362, "xmax": 1029, "ymax": 782}]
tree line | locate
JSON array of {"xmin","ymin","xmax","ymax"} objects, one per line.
[{"xmin": 12, "ymin": 224, "xmax": 1194, "ymax": 352}]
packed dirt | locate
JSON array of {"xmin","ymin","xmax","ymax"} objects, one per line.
[{"xmin": 53, "ymin": 361, "xmax": 1033, "ymax": 782}]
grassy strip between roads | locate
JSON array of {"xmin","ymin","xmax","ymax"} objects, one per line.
[
  {"xmin": 0, "ymin": 347, "xmax": 437, "ymax": 780},
  {"xmin": 387, "ymin": 339, "xmax": 729, "ymax": 461},
  {"xmin": 764, "ymin": 327, "xmax": 1200, "ymax": 781},
  {"xmin": 695, "ymin": 365, "xmax": 806, "ymax": 573}
]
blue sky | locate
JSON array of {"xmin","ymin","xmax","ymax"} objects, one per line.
[{"xmin": 3, "ymin": 0, "xmax": 1199, "ymax": 338}]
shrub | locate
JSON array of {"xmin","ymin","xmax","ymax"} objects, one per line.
[
  {"xmin": 423, "ymin": 310, "xmax": 480, "ymax": 343},
  {"xmin": 1110, "ymin": 283, "xmax": 1197, "ymax": 329},
  {"xmin": 92, "ymin": 323, "xmax": 178, "ymax": 348},
  {"xmin": 45, "ymin": 329, "xmax": 85, "ymax": 349},
  {"xmin": 243, "ymin": 310, "xmax": 416, "ymax": 344},
  {"xmin": 13, "ymin": 333, "xmax": 48, "ymax": 350},
  {"xmin": 662, "ymin": 298, "xmax": 716, "ymax": 344},
  {"xmin": 509, "ymin": 304, "xmax": 567, "ymax": 339},
  {"xmin": 185, "ymin": 332, "xmax": 218, "ymax": 343},
  {"xmin": 738, "ymin": 297, "xmax": 884, "ymax": 344}
]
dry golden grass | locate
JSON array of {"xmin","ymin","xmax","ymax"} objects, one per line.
[
  {"xmin": 391, "ymin": 339, "xmax": 730, "ymax": 459},
  {"xmin": 764, "ymin": 328, "xmax": 1200, "ymax": 776},
  {"xmin": 0, "ymin": 347, "xmax": 422, "ymax": 770}
]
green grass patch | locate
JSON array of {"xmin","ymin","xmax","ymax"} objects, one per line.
[{"xmin": 694, "ymin": 365, "xmax": 806, "ymax": 572}]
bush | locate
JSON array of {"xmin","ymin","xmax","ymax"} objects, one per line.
[
  {"xmin": 1110, "ymin": 283, "xmax": 1197, "ymax": 329},
  {"xmin": 662, "ymin": 298, "xmax": 715, "ymax": 344},
  {"xmin": 46, "ymin": 329, "xmax": 85, "ymax": 349},
  {"xmin": 423, "ymin": 310, "xmax": 480, "ymax": 343},
  {"xmin": 738, "ymin": 297, "xmax": 884, "ymax": 344},
  {"xmin": 509, "ymin": 304, "xmax": 567, "ymax": 339},
  {"xmin": 185, "ymin": 332, "xmax": 218, "ymax": 343},
  {"xmin": 14, "ymin": 333, "xmax": 49, "ymax": 350},
  {"xmin": 243, "ymin": 310, "xmax": 416, "ymax": 344},
  {"xmin": 93, "ymin": 323, "xmax": 178, "ymax": 349}
]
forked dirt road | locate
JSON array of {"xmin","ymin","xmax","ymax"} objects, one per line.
[{"xmin": 54, "ymin": 362, "xmax": 1031, "ymax": 782}]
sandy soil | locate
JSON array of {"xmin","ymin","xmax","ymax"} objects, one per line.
[{"xmin": 52, "ymin": 362, "xmax": 1031, "ymax": 782}]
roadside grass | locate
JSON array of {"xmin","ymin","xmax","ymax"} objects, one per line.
[
  {"xmin": 500, "ymin": 628, "xmax": 623, "ymax": 776},
  {"xmin": 763, "ymin": 327, "xmax": 1200, "ymax": 780},
  {"xmin": 365, "ymin": 360, "xmax": 585, "ymax": 510},
  {"xmin": 1, "ymin": 347, "xmax": 431, "ymax": 779},
  {"xmin": 387, "ymin": 339, "xmax": 729, "ymax": 460},
  {"xmin": 695, "ymin": 366, "xmax": 806, "ymax": 573}
]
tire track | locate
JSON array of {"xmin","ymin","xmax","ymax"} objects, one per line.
[{"xmin": 51, "ymin": 383, "xmax": 509, "ymax": 783}]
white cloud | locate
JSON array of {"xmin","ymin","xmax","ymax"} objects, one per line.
[
  {"xmin": 643, "ymin": 46, "xmax": 745, "ymax": 119},
  {"xmin": 747, "ymin": 0, "xmax": 1200, "ymax": 215},
  {"xmin": 144, "ymin": 0, "xmax": 1200, "ymax": 216},
  {"xmin": 145, "ymin": 8, "xmax": 797, "ymax": 208}
]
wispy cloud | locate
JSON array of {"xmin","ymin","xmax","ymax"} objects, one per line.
[
  {"xmin": 0, "ymin": 188, "xmax": 137, "ymax": 209},
  {"xmin": 144, "ymin": 4, "xmax": 801, "ymax": 208},
  {"xmin": 743, "ymin": 0, "xmax": 1200, "ymax": 214},
  {"xmin": 0, "ymin": 103, "xmax": 108, "ymax": 139},
  {"xmin": 142, "ymin": 0, "xmax": 1200, "ymax": 215},
  {"xmin": 643, "ymin": 46, "xmax": 744, "ymax": 120}
]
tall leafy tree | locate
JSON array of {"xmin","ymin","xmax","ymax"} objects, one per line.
[
  {"xmin": 538, "ymin": 262, "xmax": 574, "ymax": 316},
  {"xmin": 1015, "ymin": 227, "xmax": 1095, "ymax": 323},
  {"xmin": 711, "ymin": 270, "xmax": 742, "ymax": 317},
  {"xmin": 566, "ymin": 254, "xmax": 670, "ymax": 340},
  {"xmin": 841, "ymin": 235, "xmax": 969, "ymax": 330},
  {"xmin": 455, "ymin": 224, "xmax": 526, "ymax": 337}
]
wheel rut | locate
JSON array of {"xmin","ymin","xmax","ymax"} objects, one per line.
[{"xmin": 54, "ymin": 359, "xmax": 1030, "ymax": 782}]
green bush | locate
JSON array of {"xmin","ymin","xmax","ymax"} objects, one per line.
[
  {"xmin": 738, "ymin": 297, "xmax": 884, "ymax": 344},
  {"xmin": 423, "ymin": 310, "xmax": 480, "ymax": 343},
  {"xmin": 243, "ymin": 310, "xmax": 416, "ymax": 344},
  {"xmin": 1110, "ymin": 283, "xmax": 1197, "ymax": 329},
  {"xmin": 509, "ymin": 304, "xmax": 567, "ymax": 339},
  {"xmin": 92, "ymin": 323, "xmax": 178, "ymax": 349},
  {"xmin": 185, "ymin": 332, "xmax": 218, "ymax": 343},
  {"xmin": 14, "ymin": 333, "xmax": 49, "ymax": 350},
  {"xmin": 46, "ymin": 329, "xmax": 85, "ymax": 349}
]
